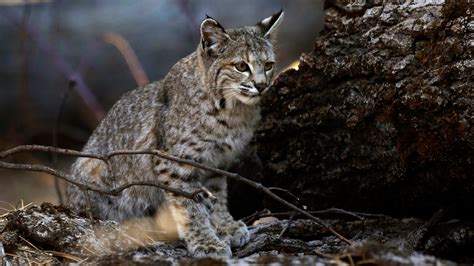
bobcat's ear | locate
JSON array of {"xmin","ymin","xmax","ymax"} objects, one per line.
[
  {"xmin": 256, "ymin": 10, "xmax": 284, "ymax": 40},
  {"xmin": 200, "ymin": 16, "xmax": 230, "ymax": 56}
]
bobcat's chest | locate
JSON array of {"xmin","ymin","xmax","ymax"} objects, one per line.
[
  {"xmin": 167, "ymin": 97, "xmax": 260, "ymax": 172},
  {"xmin": 194, "ymin": 123, "xmax": 253, "ymax": 171},
  {"xmin": 202, "ymin": 106, "xmax": 260, "ymax": 169},
  {"xmin": 214, "ymin": 128, "xmax": 253, "ymax": 168}
]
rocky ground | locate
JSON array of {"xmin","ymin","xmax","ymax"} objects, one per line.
[{"xmin": 1, "ymin": 203, "xmax": 471, "ymax": 264}]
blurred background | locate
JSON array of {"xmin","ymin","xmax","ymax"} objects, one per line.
[{"xmin": 0, "ymin": 0, "xmax": 324, "ymax": 213}]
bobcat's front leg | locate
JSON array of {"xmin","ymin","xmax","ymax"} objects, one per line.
[
  {"xmin": 155, "ymin": 163, "xmax": 231, "ymax": 257},
  {"xmin": 205, "ymin": 176, "xmax": 250, "ymax": 248}
]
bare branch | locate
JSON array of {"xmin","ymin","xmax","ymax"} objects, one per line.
[
  {"xmin": 0, "ymin": 144, "xmax": 352, "ymax": 245},
  {"xmin": 0, "ymin": 160, "xmax": 199, "ymax": 201},
  {"xmin": 0, "ymin": 147, "xmax": 200, "ymax": 202},
  {"xmin": 243, "ymin": 208, "xmax": 390, "ymax": 224},
  {"xmin": 0, "ymin": 145, "xmax": 107, "ymax": 162},
  {"xmin": 0, "ymin": 145, "xmax": 113, "ymax": 175},
  {"xmin": 111, "ymin": 150, "xmax": 352, "ymax": 244}
]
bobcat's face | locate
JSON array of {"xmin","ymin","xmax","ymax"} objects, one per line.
[
  {"xmin": 199, "ymin": 11, "xmax": 284, "ymax": 107},
  {"xmin": 217, "ymin": 37, "xmax": 276, "ymax": 105}
]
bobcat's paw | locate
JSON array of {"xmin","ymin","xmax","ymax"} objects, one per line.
[
  {"xmin": 190, "ymin": 241, "xmax": 232, "ymax": 258},
  {"xmin": 221, "ymin": 221, "xmax": 250, "ymax": 248}
]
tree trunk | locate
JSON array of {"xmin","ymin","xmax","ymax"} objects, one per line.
[{"xmin": 231, "ymin": 0, "xmax": 473, "ymax": 219}]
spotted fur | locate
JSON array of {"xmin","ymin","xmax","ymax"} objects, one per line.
[{"xmin": 66, "ymin": 10, "xmax": 284, "ymax": 257}]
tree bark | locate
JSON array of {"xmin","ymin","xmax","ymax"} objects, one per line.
[{"xmin": 237, "ymin": 0, "xmax": 473, "ymax": 219}]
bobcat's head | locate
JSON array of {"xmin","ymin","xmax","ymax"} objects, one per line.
[{"xmin": 198, "ymin": 11, "xmax": 284, "ymax": 107}]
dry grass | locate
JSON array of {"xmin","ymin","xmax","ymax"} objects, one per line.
[{"xmin": 0, "ymin": 199, "xmax": 32, "ymax": 218}]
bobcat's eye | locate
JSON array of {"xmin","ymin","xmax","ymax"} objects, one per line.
[
  {"xmin": 264, "ymin": 62, "xmax": 274, "ymax": 71},
  {"xmin": 234, "ymin": 61, "xmax": 250, "ymax": 72}
]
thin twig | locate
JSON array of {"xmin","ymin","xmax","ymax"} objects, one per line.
[
  {"xmin": 107, "ymin": 149, "xmax": 352, "ymax": 244},
  {"xmin": 278, "ymin": 212, "xmax": 295, "ymax": 238},
  {"xmin": 0, "ymin": 145, "xmax": 352, "ymax": 245},
  {"xmin": 0, "ymin": 145, "xmax": 113, "ymax": 174},
  {"xmin": 44, "ymin": 251, "xmax": 81, "ymax": 263},
  {"xmin": 0, "ymin": 161, "xmax": 199, "ymax": 202},
  {"xmin": 19, "ymin": 236, "xmax": 41, "ymax": 252},
  {"xmin": 1, "ymin": 145, "xmax": 107, "ymax": 162},
  {"xmin": 245, "ymin": 208, "xmax": 389, "ymax": 223},
  {"xmin": 242, "ymin": 209, "xmax": 271, "ymax": 224},
  {"xmin": 268, "ymin": 187, "xmax": 307, "ymax": 209}
]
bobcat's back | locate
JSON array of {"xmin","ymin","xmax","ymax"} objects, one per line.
[{"xmin": 67, "ymin": 80, "xmax": 167, "ymax": 220}]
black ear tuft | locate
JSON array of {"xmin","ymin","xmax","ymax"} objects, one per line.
[{"xmin": 256, "ymin": 10, "xmax": 284, "ymax": 40}]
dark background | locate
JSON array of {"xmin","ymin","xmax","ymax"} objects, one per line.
[{"xmin": 0, "ymin": 0, "xmax": 324, "ymax": 211}]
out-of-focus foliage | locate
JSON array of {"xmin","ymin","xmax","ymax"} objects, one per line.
[{"xmin": 0, "ymin": 0, "xmax": 324, "ymax": 207}]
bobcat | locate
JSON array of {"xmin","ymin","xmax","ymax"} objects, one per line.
[{"xmin": 66, "ymin": 11, "xmax": 284, "ymax": 257}]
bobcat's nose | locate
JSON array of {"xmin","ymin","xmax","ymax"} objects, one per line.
[{"xmin": 254, "ymin": 83, "xmax": 267, "ymax": 93}]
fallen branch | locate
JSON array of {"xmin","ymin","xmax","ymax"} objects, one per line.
[
  {"xmin": 0, "ymin": 145, "xmax": 352, "ymax": 245},
  {"xmin": 106, "ymin": 149, "xmax": 352, "ymax": 244},
  {"xmin": 243, "ymin": 208, "xmax": 390, "ymax": 224}
]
